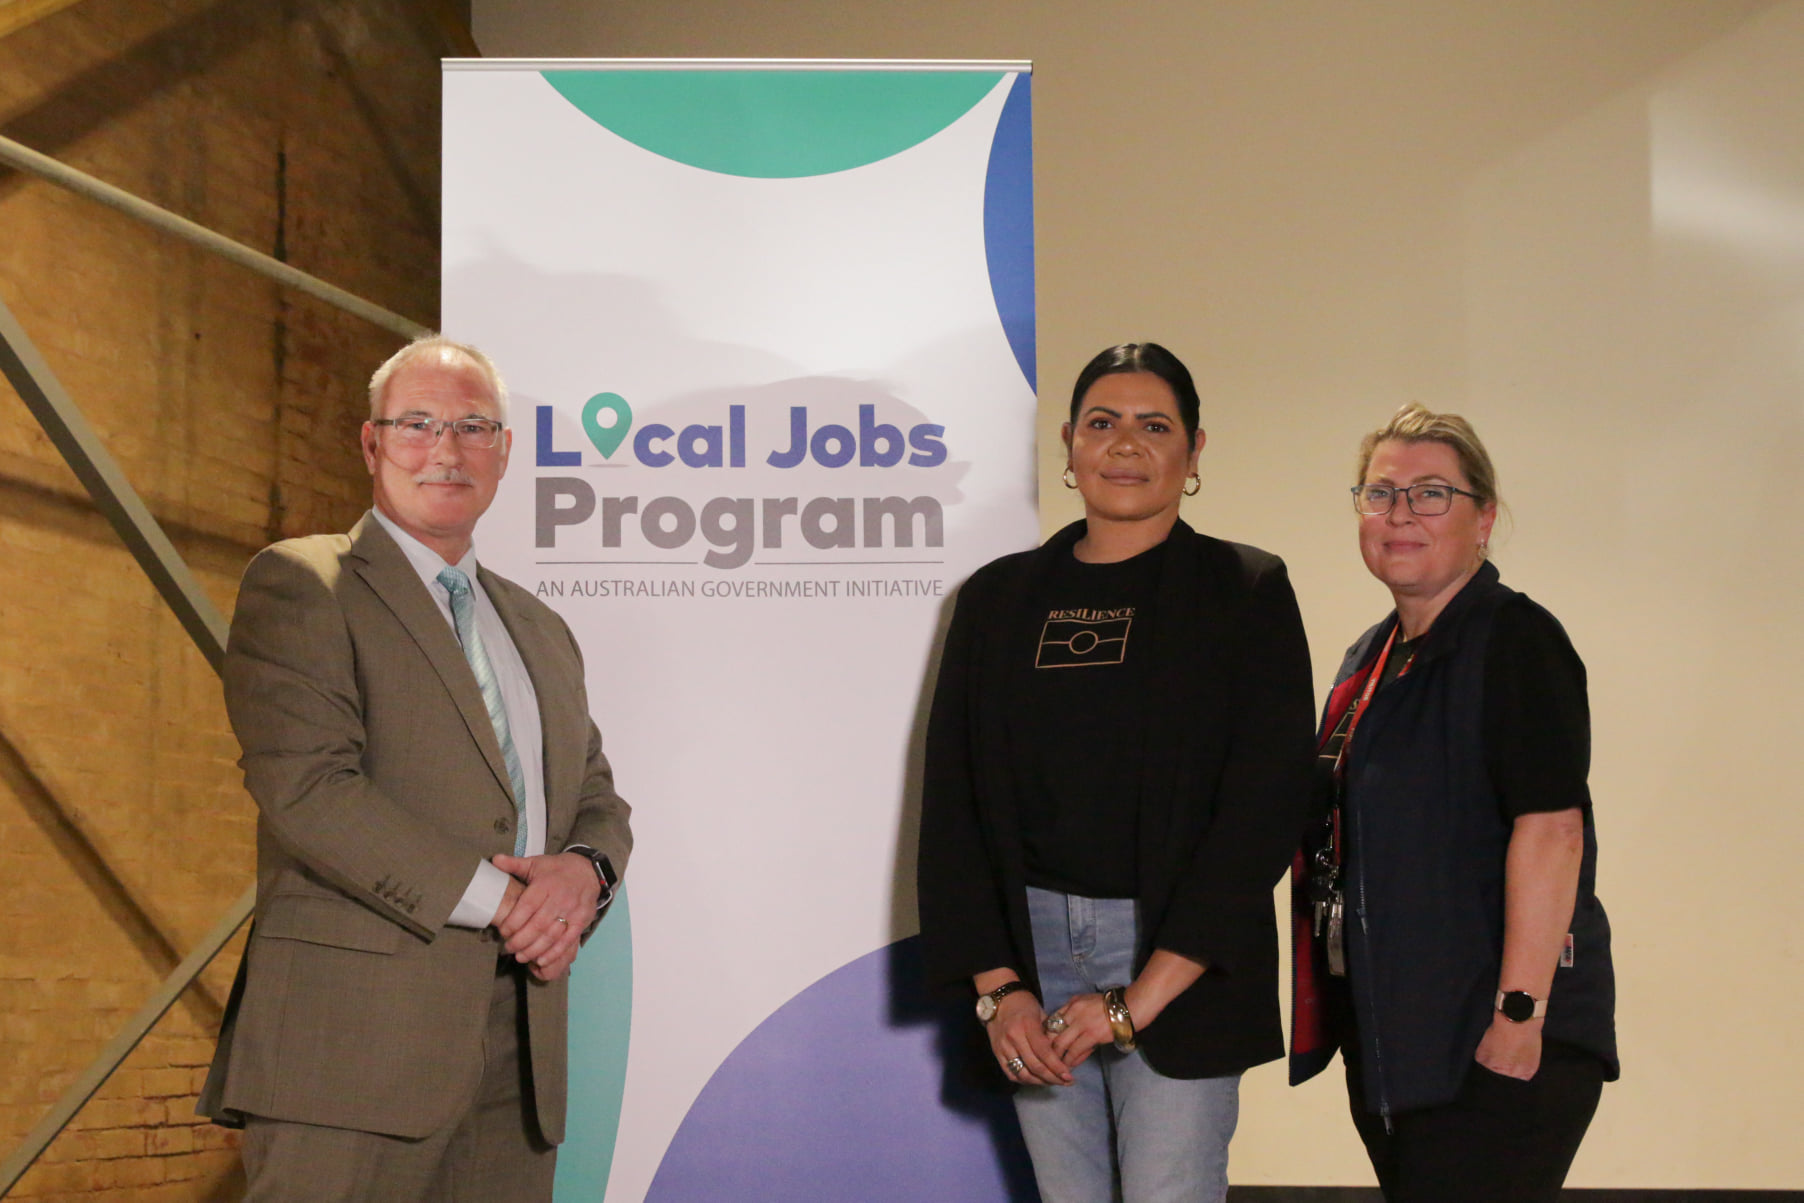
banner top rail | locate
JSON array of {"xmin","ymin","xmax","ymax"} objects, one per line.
[{"xmin": 443, "ymin": 58, "xmax": 1032, "ymax": 73}]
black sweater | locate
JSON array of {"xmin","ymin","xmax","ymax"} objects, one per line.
[{"xmin": 917, "ymin": 519, "xmax": 1317, "ymax": 1078}]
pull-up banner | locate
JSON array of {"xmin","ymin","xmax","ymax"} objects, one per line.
[{"xmin": 443, "ymin": 60, "xmax": 1037, "ymax": 1201}]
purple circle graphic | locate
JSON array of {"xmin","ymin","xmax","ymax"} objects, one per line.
[{"xmin": 646, "ymin": 937, "xmax": 1037, "ymax": 1202}]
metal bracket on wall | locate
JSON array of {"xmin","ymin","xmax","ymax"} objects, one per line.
[
  {"xmin": 0, "ymin": 886, "xmax": 254, "ymax": 1196},
  {"xmin": 0, "ymin": 132, "xmax": 428, "ymax": 341},
  {"xmin": 0, "ymin": 118, "xmax": 426, "ymax": 1183},
  {"xmin": 0, "ymin": 295, "xmax": 229, "ymax": 669},
  {"xmin": 0, "ymin": 292, "xmax": 257, "ymax": 1196}
]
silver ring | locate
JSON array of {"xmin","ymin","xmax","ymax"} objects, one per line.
[
  {"xmin": 1005, "ymin": 1057, "xmax": 1027, "ymax": 1075},
  {"xmin": 1043, "ymin": 1012, "xmax": 1068, "ymax": 1036},
  {"xmin": 555, "ymin": 915, "xmax": 568, "ymax": 925}
]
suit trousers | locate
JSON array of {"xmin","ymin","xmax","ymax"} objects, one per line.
[{"xmin": 241, "ymin": 959, "xmax": 557, "ymax": 1203}]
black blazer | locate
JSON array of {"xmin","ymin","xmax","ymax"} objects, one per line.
[{"xmin": 917, "ymin": 519, "xmax": 1316, "ymax": 1078}]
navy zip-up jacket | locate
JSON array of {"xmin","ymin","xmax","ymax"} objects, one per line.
[{"xmin": 1292, "ymin": 562, "xmax": 1617, "ymax": 1115}]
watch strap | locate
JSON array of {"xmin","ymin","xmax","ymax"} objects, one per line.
[
  {"xmin": 563, "ymin": 844, "xmax": 618, "ymax": 910},
  {"xmin": 1495, "ymin": 990, "xmax": 1547, "ymax": 1022},
  {"xmin": 977, "ymin": 980, "xmax": 1032, "ymax": 1023}
]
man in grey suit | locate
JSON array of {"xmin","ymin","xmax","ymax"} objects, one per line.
[{"xmin": 200, "ymin": 335, "xmax": 632, "ymax": 1201}]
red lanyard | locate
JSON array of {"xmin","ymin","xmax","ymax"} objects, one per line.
[
  {"xmin": 1326, "ymin": 625, "xmax": 1416, "ymax": 868},
  {"xmin": 1342, "ymin": 627, "xmax": 1392, "ymax": 768},
  {"xmin": 1337, "ymin": 625, "xmax": 1408, "ymax": 778}
]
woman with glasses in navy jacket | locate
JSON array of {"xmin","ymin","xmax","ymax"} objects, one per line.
[{"xmin": 1291, "ymin": 404, "xmax": 1618, "ymax": 1202}]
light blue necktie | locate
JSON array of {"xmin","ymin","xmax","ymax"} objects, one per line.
[{"xmin": 437, "ymin": 566, "xmax": 528, "ymax": 856}]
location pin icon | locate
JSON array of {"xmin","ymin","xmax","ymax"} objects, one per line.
[{"xmin": 583, "ymin": 392, "xmax": 632, "ymax": 459}]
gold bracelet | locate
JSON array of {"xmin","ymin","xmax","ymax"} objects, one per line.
[{"xmin": 1103, "ymin": 986, "xmax": 1136, "ymax": 1052}]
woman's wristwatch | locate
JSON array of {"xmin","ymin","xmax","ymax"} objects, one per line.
[
  {"xmin": 1103, "ymin": 986, "xmax": 1137, "ymax": 1051},
  {"xmin": 976, "ymin": 981, "xmax": 1033, "ymax": 1024}
]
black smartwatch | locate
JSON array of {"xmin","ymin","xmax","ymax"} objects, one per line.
[
  {"xmin": 563, "ymin": 844, "xmax": 619, "ymax": 911},
  {"xmin": 1495, "ymin": 990, "xmax": 1547, "ymax": 1023}
]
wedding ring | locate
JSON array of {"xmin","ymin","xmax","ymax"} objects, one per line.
[
  {"xmin": 1043, "ymin": 1012, "xmax": 1068, "ymax": 1036},
  {"xmin": 555, "ymin": 915, "xmax": 568, "ymax": 925},
  {"xmin": 1005, "ymin": 1057, "xmax": 1027, "ymax": 1075}
]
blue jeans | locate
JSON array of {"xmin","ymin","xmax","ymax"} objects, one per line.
[{"xmin": 1015, "ymin": 887, "xmax": 1239, "ymax": 1203}]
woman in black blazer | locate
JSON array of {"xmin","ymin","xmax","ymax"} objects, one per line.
[{"xmin": 917, "ymin": 343, "xmax": 1315, "ymax": 1203}]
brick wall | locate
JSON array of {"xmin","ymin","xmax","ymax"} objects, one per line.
[{"xmin": 0, "ymin": 0, "xmax": 447, "ymax": 1197}]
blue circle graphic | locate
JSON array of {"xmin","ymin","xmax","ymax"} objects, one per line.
[{"xmin": 982, "ymin": 73, "xmax": 1036, "ymax": 394}]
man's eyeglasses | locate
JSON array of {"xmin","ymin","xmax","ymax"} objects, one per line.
[
  {"xmin": 1350, "ymin": 482, "xmax": 1481, "ymax": 516},
  {"xmin": 372, "ymin": 417, "xmax": 506, "ymax": 450}
]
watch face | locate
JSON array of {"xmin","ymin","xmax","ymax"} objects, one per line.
[
  {"xmin": 976, "ymin": 995, "xmax": 998, "ymax": 1023},
  {"xmin": 1499, "ymin": 991, "xmax": 1537, "ymax": 1023}
]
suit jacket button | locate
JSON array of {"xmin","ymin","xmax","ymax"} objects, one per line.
[{"xmin": 494, "ymin": 818, "xmax": 510, "ymax": 834}]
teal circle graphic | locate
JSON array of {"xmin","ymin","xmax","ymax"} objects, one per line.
[
  {"xmin": 541, "ymin": 71, "xmax": 1004, "ymax": 178},
  {"xmin": 552, "ymin": 887, "xmax": 633, "ymax": 1198}
]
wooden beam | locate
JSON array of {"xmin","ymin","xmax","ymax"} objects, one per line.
[
  {"xmin": 0, "ymin": 0, "xmax": 86, "ymax": 41},
  {"xmin": 427, "ymin": 0, "xmax": 480, "ymax": 57}
]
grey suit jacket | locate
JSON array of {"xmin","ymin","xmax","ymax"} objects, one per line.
[{"xmin": 199, "ymin": 514, "xmax": 632, "ymax": 1141}]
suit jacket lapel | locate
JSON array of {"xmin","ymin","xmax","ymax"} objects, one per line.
[{"xmin": 347, "ymin": 515, "xmax": 515, "ymax": 802}]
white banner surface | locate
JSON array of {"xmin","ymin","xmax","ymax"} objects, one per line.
[{"xmin": 444, "ymin": 60, "xmax": 1037, "ymax": 1201}]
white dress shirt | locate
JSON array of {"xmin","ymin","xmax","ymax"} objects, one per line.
[{"xmin": 370, "ymin": 507, "xmax": 545, "ymax": 928}]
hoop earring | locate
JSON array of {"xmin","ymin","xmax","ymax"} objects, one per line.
[
  {"xmin": 1183, "ymin": 473, "xmax": 1201, "ymax": 497},
  {"xmin": 1062, "ymin": 466, "xmax": 1077, "ymax": 490}
]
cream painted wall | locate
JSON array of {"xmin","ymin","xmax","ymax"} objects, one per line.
[{"xmin": 471, "ymin": 2, "xmax": 1803, "ymax": 1188}]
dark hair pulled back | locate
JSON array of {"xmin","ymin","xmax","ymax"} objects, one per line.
[{"xmin": 1067, "ymin": 342, "xmax": 1201, "ymax": 441}]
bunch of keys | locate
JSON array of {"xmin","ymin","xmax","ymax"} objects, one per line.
[
  {"xmin": 1307, "ymin": 845, "xmax": 1348, "ymax": 977},
  {"xmin": 1323, "ymin": 895, "xmax": 1346, "ymax": 976}
]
